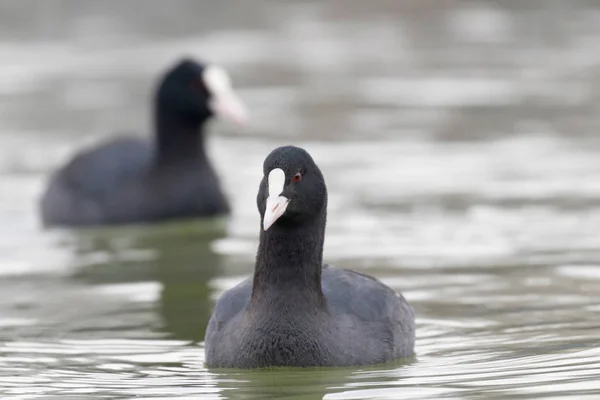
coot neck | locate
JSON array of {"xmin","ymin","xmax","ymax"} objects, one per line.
[
  {"xmin": 153, "ymin": 107, "xmax": 208, "ymax": 165},
  {"xmin": 250, "ymin": 213, "xmax": 326, "ymax": 308}
]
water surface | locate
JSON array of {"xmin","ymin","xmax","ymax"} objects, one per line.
[{"xmin": 1, "ymin": 1, "xmax": 600, "ymax": 399}]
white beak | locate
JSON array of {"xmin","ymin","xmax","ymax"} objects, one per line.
[
  {"xmin": 263, "ymin": 168, "xmax": 289, "ymax": 231},
  {"xmin": 263, "ymin": 195, "xmax": 289, "ymax": 231},
  {"xmin": 210, "ymin": 91, "xmax": 248, "ymax": 126},
  {"xmin": 203, "ymin": 65, "xmax": 248, "ymax": 126}
]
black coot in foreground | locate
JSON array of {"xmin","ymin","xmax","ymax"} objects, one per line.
[
  {"xmin": 40, "ymin": 58, "xmax": 247, "ymax": 228},
  {"xmin": 205, "ymin": 146, "xmax": 415, "ymax": 368}
]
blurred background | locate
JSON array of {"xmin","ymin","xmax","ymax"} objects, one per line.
[{"xmin": 1, "ymin": 0, "xmax": 600, "ymax": 398}]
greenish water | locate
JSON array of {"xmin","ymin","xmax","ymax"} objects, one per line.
[{"xmin": 1, "ymin": 1, "xmax": 600, "ymax": 399}]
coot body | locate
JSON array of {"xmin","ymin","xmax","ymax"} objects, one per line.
[{"xmin": 205, "ymin": 146, "xmax": 415, "ymax": 368}]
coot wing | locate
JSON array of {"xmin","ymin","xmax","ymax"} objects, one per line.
[
  {"xmin": 321, "ymin": 264, "xmax": 415, "ymax": 357},
  {"xmin": 59, "ymin": 137, "xmax": 153, "ymax": 197}
]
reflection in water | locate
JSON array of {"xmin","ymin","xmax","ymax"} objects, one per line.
[
  {"xmin": 69, "ymin": 219, "xmax": 227, "ymax": 342},
  {"xmin": 213, "ymin": 367, "xmax": 357, "ymax": 400},
  {"xmin": 211, "ymin": 358, "xmax": 416, "ymax": 400}
]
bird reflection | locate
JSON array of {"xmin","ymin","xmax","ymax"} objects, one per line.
[
  {"xmin": 210, "ymin": 360, "xmax": 414, "ymax": 400},
  {"xmin": 67, "ymin": 218, "xmax": 226, "ymax": 342},
  {"xmin": 213, "ymin": 367, "xmax": 354, "ymax": 400}
]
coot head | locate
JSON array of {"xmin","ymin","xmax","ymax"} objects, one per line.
[
  {"xmin": 257, "ymin": 146, "xmax": 327, "ymax": 231},
  {"xmin": 156, "ymin": 58, "xmax": 247, "ymax": 126}
]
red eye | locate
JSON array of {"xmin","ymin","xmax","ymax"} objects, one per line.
[
  {"xmin": 191, "ymin": 78, "xmax": 205, "ymax": 91},
  {"xmin": 293, "ymin": 173, "xmax": 302, "ymax": 183}
]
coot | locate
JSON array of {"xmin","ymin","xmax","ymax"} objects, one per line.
[
  {"xmin": 40, "ymin": 58, "xmax": 247, "ymax": 227},
  {"xmin": 205, "ymin": 146, "xmax": 415, "ymax": 368}
]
